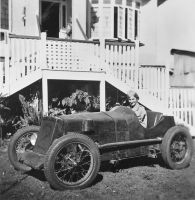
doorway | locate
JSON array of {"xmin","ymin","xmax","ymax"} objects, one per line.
[
  {"xmin": 41, "ymin": 1, "xmax": 60, "ymax": 37},
  {"xmin": 41, "ymin": 1, "xmax": 68, "ymax": 38}
]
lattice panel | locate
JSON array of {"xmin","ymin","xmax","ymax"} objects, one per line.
[
  {"xmin": 46, "ymin": 40, "xmax": 102, "ymax": 71},
  {"xmin": 46, "ymin": 40, "xmax": 73, "ymax": 70}
]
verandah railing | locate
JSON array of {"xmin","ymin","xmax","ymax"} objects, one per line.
[
  {"xmin": 4, "ymin": 34, "xmax": 140, "ymax": 94},
  {"xmin": 169, "ymin": 87, "xmax": 195, "ymax": 127},
  {"xmin": 138, "ymin": 65, "xmax": 169, "ymax": 105},
  {"xmin": 9, "ymin": 35, "xmax": 42, "ymax": 84},
  {"xmin": 2, "ymin": 34, "xmax": 194, "ymax": 129},
  {"xmin": 4, "ymin": 35, "xmax": 169, "ymax": 107},
  {"xmin": 2, "ymin": 35, "xmax": 104, "ymax": 95},
  {"xmin": 105, "ymin": 42, "xmax": 137, "ymax": 87},
  {"xmin": 45, "ymin": 38, "xmax": 102, "ymax": 71},
  {"xmin": 104, "ymin": 44, "xmax": 169, "ymax": 108}
]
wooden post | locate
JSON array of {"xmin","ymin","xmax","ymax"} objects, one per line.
[
  {"xmin": 0, "ymin": 122, "xmax": 2, "ymax": 147},
  {"xmin": 99, "ymin": 0, "xmax": 106, "ymax": 71},
  {"xmin": 134, "ymin": 39, "xmax": 139, "ymax": 90},
  {"xmin": 4, "ymin": 31, "xmax": 10, "ymax": 95},
  {"xmin": 40, "ymin": 32, "xmax": 47, "ymax": 69},
  {"xmin": 40, "ymin": 32, "xmax": 48, "ymax": 115},
  {"xmin": 99, "ymin": 0, "xmax": 106, "ymax": 111},
  {"xmin": 100, "ymin": 78, "xmax": 106, "ymax": 111},
  {"xmin": 164, "ymin": 63, "xmax": 170, "ymax": 114},
  {"xmin": 132, "ymin": 1, "xmax": 136, "ymax": 41},
  {"xmin": 42, "ymin": 72, "xmax": 48, "ymax": 115}
]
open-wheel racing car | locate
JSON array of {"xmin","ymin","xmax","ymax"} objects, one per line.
[{"xmin": 8, "ymin": 106, "xmax": 194, "ymax": 190}]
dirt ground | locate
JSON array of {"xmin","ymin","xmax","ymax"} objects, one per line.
[{"xmin": 1, "ymin": 142, "xmax": 195, "ymax": 200}]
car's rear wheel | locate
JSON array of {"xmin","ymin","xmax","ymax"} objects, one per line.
[
  {"xmin": 44, "ymin": 133, "xmax": 101, "ymax": 190},
  {"xmin": 161, "ymin": 125, "xmax": 193, "ymax": 169},
  {"xmin": 8, "ymin": 126, "xmax": 39, "ymax": 171}
]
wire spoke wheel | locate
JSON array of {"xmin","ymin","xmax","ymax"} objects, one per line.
[
  {"xmin": 8, "ymin": 126, "xmax": 39, "ymax": 171},
  {"xmin": 15, "ymin": 132, "xmax": 37, "ymax": 160},
  {"xmin": 44, "ymin": 133, "xmax": 100, "ymax": 190},
  {"xmin": 161, "ymin": 126, "xmax": 193, "ymax": 169},
  {"xmin": 170, "ymin": 134, "xmax": 187, "ymax": 163},
  {"xmin": 54, "ymin": 142, "xmax": 93, "ymax": 185}
]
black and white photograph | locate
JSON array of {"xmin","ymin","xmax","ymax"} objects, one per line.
[{"xmin": 0, "ymin": 0, "xmax": 195, "ymax": 199}]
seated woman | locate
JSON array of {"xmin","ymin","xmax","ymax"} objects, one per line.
[{"xmin": 127, "ymin": 90, "xmax": 147, "ymax": 128}]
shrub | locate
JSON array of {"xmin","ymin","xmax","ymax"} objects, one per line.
[
  {"xmin": 0, "ymin": 93, "xmax": 10, "ymax": 124},
  {"xmin": 0, "ymin": 93, "xmax": 10, "ymax": 142},
  {"xmin": 49, "ymin": 90, "xmax": 100, "ymax": 116},
  {"xmin": 16, "ymin": 94, "xmax": 41, "ymax": 128}
]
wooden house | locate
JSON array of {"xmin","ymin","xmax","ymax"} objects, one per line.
[
  {"xmin": 170, "ymin": 49, "xmax": 195, "ymax": 88},
  {"xmin": 0, "ymin": 0, "xmax": 194, "ymax": 132}
]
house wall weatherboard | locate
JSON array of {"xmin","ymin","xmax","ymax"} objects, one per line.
[
  {"xmin": 170, "ymin": 50, "xmax": 195, "ymax": 87},
  {"xmin": 11, "ymin": 0, "xmax": 40, "ymax": 36},
  {"xmin": 140, "ymin": 0, "xmax": 195, "ymax": 67}
]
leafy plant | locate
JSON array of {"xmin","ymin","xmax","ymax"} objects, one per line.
[
  {"xmin": 0, "ymin": 93, "xmax": 10, "ymax": 124},
  {"xmin": 16, "ymin": 94, "xmax": 41, "ymax": 128},
  {"xmin": 0, "ymin": 93, "xmax": 10, "ymax": 144},
  {"xmin": 48, "ymin": 90, "xmax": 100, "ymax": 116}
]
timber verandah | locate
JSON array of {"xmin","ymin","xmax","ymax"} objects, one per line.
[{"xmin": 0, "ymin": 33, "xmax": 195, "ymax": 133}]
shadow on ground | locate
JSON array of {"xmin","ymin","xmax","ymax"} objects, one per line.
[
  {"xmin": 26, "ymin": 169, "xmax": 47, "ymax": 182},
  {"xmin": 100, "ymin": 155, "xmax": 166, "ymax": 173},
  {"xmin": 24, "ymin": 155, "xmax": 166, "ymax": 189}
]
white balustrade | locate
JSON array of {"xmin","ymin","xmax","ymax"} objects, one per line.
[
  {"xmin": 9, "ymin": 35, "xmax": 42, "ymax": 91},
  {"xmin": 45, "ymin": 39, "xmax": 102, "ymax": 71},
  {"xmin": 2, "ymin": 35, "xmax": 194, "ymax": 130},
  {"xmin": 138, "ymin": 65, "xmax": 168, "ymax": 104},
  {"xmin": 169, "ymin": 87, "xmax": 195, "ymax": 127},
  {"xmin": 105, "ymin": 43, "xmax": 136, "ymax": 87}
]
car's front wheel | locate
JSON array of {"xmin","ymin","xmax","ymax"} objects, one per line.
[
  {"xmin": 8, "ymin": 125, "xmax": 39, "ymax": 172},
  {"xmin": 44, "ymin": 133, "xmax": 101, "ymax": 190},
  {"xmin": 161, "ymin": 125, "xmax": 193, "ymax": 169}
]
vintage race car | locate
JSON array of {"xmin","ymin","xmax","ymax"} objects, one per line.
[{"xmin": 8, "ymin": 106, "xmax": 194, "ymax": 190}]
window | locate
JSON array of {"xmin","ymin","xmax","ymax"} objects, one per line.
[
  {"xmin": 41, "ymin": 2, "xmax": 60, "ymax": 37},
  {"xmin": 91, "ymin": 7, "xmax": 100, "ymax": 38},
  {"xmin": 0, "ymin": 57, "xmax": 5, "ymax": 84},
  {"xmin": 1, "ymin": 0, "xmax": 9, "ymax": 30},
  {"xmin": 127, "ymin": 8, "xmax": 133, "ymax": 39},
  {"xmin": 90, "ymin": 0, "xmax": 140, "ymax": 40},
  {"xmin": 103, "ymin": 0, "xmax": 111, "ymax": 4},
  {"xmin": 136, "ymin": 2, "xmax": 140, "ymax": 9},
  {"xmin": 92, "ymin": 0, "xmax": 99, "ymax": 4},
  {"xmin": 126, "ymin": 0, "xmax": 133, "ymax": 6},
  {"xmin": 114, "ymin": 7, "xmax": 118, "ymax": 38},
  {"xmin": 0, "ymin": 32, "xmax": 5, "ymax": 41},
  {"xmin": 134, "ymin": 10, "xmax": 138, "ymax": 39},
  {"xmin": 125, "ymin": 8, "xmax": 128, "ymax": 39},
  {"xmin": 115, "ymin": 0, "xmax": 122, "ymax": 5},
  {"xmin": 118, "ymin": 6, "xmax": 123, "ymax": 38},
  {"xmin": 62, "ymin": 5, "xmax": 67, "ymax": 28},
  {"xmin": 134, "ymin": 10, "xmax": 140, "ymax": 39},
  {"xmin": 102, "ymin": 7, "xmax": 112, "ymax": 38}
]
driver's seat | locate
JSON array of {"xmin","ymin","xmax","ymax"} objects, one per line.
[{"xmin": 146, "ymin": 111, "xmax": 163, "ymax": 128}]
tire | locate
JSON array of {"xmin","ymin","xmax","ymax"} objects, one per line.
[
  {"xmin": 161, "ymin": 125, "xmax": 193, "ymax": 169},
  {"xmin": 8, "ymin": 125, "xmax": 40, "ymax": 172},
  {"xmin": 44, "ymin": 133, "xmax": 101, "ymax": 190}
]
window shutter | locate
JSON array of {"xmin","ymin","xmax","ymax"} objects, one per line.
[
  {"xmin": 118, "ymin": 6, "xmax": 123, "ymax": 39},
  {"xmin": 102, "ymin": 7, "xmax": 112, "ymax": 38},
  {"xmin": 127, "ymin": 8, "xmax": 134, "ymax": 40}
]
